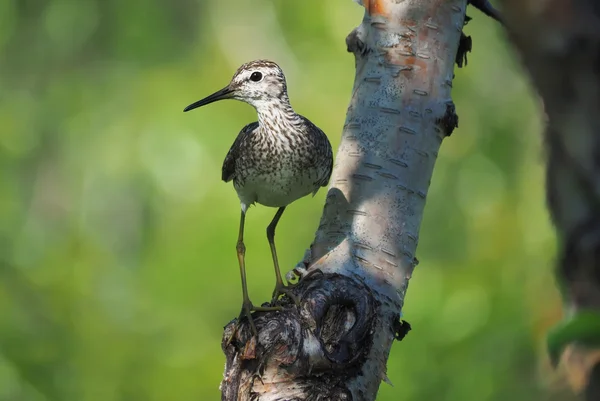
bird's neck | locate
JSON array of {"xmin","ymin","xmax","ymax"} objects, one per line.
[{"xmin": 254, "ymin": 98, "xmax": 299, "ymax": 132}]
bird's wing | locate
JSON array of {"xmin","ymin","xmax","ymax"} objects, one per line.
[
  {"xmin": 299, "ymin": 116, "xmax": 334, "ymax": 188},
  {"xmin": 312, "ymin": 157, "xmax": 333, "ymax": 197},
  {"xmin": 221, "ymin": 121, "xmax": 259, "ymax": 183},
  {"xmin": 321, "ymin": 150, "xmax": 333, "ymax": 187}
]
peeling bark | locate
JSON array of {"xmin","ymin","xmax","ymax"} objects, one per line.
[
  {"xmin": 220, "ymin": 1, "xmax": 467, "ymax": 399},
  {"xmin": 499, "ymin": 0, "xmax": 600, "ymax": 399}
]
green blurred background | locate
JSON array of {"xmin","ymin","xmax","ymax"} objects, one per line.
[{"xmin": 0, "ymin": 0, "xmax": 571, "ymax": 400}]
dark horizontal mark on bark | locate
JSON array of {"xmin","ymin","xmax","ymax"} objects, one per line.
[
  {"xmin": 436, "ymin": 102, "xmax": 459, "ymax": 137},
  {"xmin": 456, "ymin": 32, "xmax": 472, "ymax": 68}
]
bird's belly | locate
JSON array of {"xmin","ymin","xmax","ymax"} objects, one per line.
[{"xmin": 234, "ymin": 167, "xmax": 321, "ymax": 208}]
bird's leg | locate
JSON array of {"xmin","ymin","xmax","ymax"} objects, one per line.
[
  {"xmin": 227, "ymin": 209, "xmax": 281, "ymax": 346},
  {"xmin": 267, "ymin": 207, "xmax": 300, "ymax": 305}
]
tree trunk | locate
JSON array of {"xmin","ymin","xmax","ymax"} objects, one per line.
[
  {"xmin": 498, "ymin": 1, "xmax": 600, "ymax": 399},
  {"xmin": 220, "ymin": 1, "xmax": 466, "ymax": 399}
]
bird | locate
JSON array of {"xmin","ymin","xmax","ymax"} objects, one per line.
[{"xmin": 183, "ymin": 60, "xmax": 333, "ymax": 338}]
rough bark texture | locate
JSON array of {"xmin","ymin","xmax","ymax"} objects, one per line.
[
  {"xmin": 499, "ymin": 0, "xmax": 600, "ymax": 399},
  {"xmin": 220, "ymin": 1, "xmax": 466, "ymax": 399}
]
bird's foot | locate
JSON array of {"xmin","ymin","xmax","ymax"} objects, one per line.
[
  {"xmin": 225, "ymin": 300, "xmax": 282, "ymax": 347},
  {"xmin": 271, "ymin": 282, "xmax": 300, "ymax": 306}
]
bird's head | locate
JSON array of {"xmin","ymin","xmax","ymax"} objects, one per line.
[{"xmin": 183, "ymin": 60, "xmax": 289, "ymax": 112}]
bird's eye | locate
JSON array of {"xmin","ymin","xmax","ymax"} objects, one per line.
[{"xmin": 250, "ymin": 72, "xmax": 263, "ymax": 82}]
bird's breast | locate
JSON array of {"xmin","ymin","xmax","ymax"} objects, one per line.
[
  {"xmin": 229, "ymin": 121, "xmax": 332, "ymax": 207},
  {"xmin": 233, "ymin": 160, "xmax": 325, "ymax": 208}
]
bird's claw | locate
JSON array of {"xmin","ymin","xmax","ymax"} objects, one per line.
[
  {"xmin": 225, "ymin": 300, "xmax": 282, "ymax": 347},
  {"xmin": 271, "ymin": 283, "xmax": 300, "ymax": 306}
]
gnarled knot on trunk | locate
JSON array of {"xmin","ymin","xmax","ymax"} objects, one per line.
[{"xmin": 220, "ymin": 273, "xmax": 377, "ymax": 400}]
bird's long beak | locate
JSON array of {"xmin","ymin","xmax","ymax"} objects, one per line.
[{"xmin": 183, "ymin": 86, "xmax": 234, "ymax": 112}]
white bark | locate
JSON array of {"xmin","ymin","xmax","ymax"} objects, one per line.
[{"xmin": 221, "ymin": 1, "xmax": 466, "ymax": 399}]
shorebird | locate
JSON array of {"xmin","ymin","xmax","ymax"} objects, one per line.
[{"xmin": 183, "ymin": 60, "xmax": 333, "ymax": 337}]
